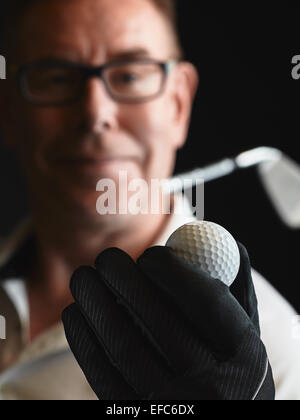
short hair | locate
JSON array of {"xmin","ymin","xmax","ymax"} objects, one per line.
[
  {"xmin": 150, "ymin": 0, "xmax": 183, "ymax": 57},
  {"xmin": 0, "ymin": 0, "xmax": 183, "ymax": 58}
]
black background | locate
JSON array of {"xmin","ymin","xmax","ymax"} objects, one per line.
[{"xmin": 0, "ymin": 5, "xmax": 299, "ymax": 310}]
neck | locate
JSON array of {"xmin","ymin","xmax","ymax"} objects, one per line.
[
  {"xmin": 27, "ymin": 208, "xmax": 172, "ymax": 299},
  {"xmin": 25, "ymin": 195, "xmax": 173, "ymax": 341}
]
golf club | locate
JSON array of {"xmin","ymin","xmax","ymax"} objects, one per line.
[{"xmin": 168, "ymin": 147, "xmax": 300, "ymax": 229}]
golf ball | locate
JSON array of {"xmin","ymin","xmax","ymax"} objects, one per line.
[{"xmin": 166, "ymin": 221, "xmax": 240, "ymax": 287}]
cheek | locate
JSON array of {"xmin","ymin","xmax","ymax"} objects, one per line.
[
  {"xmin": 12, "ymin": 105, "xmax": 65, "ymax": 166},
  {"xmin": 23, "ymin": 108, "xmax": 63, "ymax": 144},
  {"xmin": 121, "ymin": 101, "xmax": 177, "ymax": 178}
]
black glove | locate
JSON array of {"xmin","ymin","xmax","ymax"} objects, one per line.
[{"xmin": 62, "ymin": 242, "xmax": 275, "ymax": 400}]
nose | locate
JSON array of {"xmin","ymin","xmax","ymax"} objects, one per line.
[{"xmin": 77, "ymin": 77, "xmax": 119, "ymax": 133}]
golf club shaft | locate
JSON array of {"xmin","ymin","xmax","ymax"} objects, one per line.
[{"xmin": 168, "ymin": 147, "xmax": 283, "ymax": 193}]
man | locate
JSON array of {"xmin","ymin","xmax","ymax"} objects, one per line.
[{"xmin": 0, "ymin": 0, "xmax": 298, "ymax": 400}]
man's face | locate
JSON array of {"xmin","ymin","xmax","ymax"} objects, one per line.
[{"xmin": 2, "ymin": 0, "xmax": 197, "ymax": 227}]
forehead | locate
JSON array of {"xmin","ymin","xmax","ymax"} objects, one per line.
[{"xmin": 16, "ymin": 0, "xmax": 174, "ymax": 64}]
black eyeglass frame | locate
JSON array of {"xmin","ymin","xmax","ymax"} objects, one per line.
[{"xmin": 9, "ymin": 58, "xmax": 178, "ymax": 106}]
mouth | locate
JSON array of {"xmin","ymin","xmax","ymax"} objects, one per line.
[{"xmin": 53, "ymin": 156, "xmax": 140, "ymax": 174}]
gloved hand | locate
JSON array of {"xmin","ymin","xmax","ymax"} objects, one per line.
[{"xmin": 62, "ymin": 243, "xmax": 275, "ymax": 400}]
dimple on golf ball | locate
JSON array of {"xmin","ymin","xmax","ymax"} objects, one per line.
[{"xmin": 166, "ymin": 221, "xmax": 240, "ymax": 287}]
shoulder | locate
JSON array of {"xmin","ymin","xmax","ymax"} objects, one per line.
[
  {"xmin": 252, "ymin": 269, "xmax": 297, "ymax": 321},
  {"xmin": 0, "ymin": 220, "xmax": 33, "ymax": 272},
  {"xmin": 252, "ymin": 269, "xmax": 300, "ymax": 400}
]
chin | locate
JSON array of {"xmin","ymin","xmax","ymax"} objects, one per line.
[{"xmin": 64, "ymin": 189, "xmax": 130, "ymax": 228}]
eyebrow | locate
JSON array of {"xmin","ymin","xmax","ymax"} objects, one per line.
[
  {"xmin": 27, "ymin": 47, "xmax": 154, "ymax": 67},
  {"xmin": 108, "ymin": 48, "xmax": 152, "ymax": 61}
]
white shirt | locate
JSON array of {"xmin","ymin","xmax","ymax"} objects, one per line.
[{"xmin": 0, "ymin": 202, "xmax": 299, "ymax": 400}]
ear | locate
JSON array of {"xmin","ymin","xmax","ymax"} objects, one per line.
[{"xmin": 169, "ymin": 62, "xmax": 199, "ymax": 149}]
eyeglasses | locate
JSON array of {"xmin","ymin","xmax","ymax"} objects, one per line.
[{"xmin": 9, "ymin": 58, "xmax": 178, "ymax": 106}]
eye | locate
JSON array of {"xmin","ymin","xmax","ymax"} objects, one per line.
[
  {"xmin": 113, "ymin": 72, "xmax": 140, "ymax": 84},
  {"xmin": 47, "ymin": 71, "xmax": 71, "ymax": 83},
  {"xmin": 37, "ymin": 67, "xmax": 77, "ymax": 86},
  {"xmin": 49, "ymin": 75, "xmax": 69, "ymax": 84}
]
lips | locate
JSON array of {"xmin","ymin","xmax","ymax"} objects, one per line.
[
  {"xmin": 52, "ymin": 155, "xmax": 140, "ymax": 176},
  {"xmin": 57, "ymin": 157, "xmax": 125, "ymax": 164},
  {"xmin": 54, "ymin": 152, "xmax": 138, "ymax": 162}
]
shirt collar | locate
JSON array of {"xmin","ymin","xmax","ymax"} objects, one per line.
[
  {"xmin": 0, "ymin": 220, "xmax": 36, "ymax": 282},
  {"xmin": 153, "ymin": 194, "xmax": 196, "ymax": 246}
]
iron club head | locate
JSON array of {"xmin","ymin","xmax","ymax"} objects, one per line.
[{"xmin": 169, "ymin": 147, "xmax": 300, "ymax": 229}]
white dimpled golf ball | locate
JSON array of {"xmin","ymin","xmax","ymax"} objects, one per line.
[{"xmin": 166, "ymin": 221, "xmax": 240, "ymax": 287}]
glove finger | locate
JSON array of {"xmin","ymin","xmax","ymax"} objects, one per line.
[
  {"xmin": 230, "ymin": 242, "xmax": 260, "ymax": 334},
  {"xmin": 95, "ymin": 248, "xmax": 208, "ymax": 373},
  {"xmin": 69, "ymin": 266, "xmax": 173, "ymax": 397},
  {"xmin": 62, "ymin": 303, "xmax": 138, "ymax": 400},
  {"xmin": 137, "ymin": 246, "xmax": 252, "ymax": 359}
]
